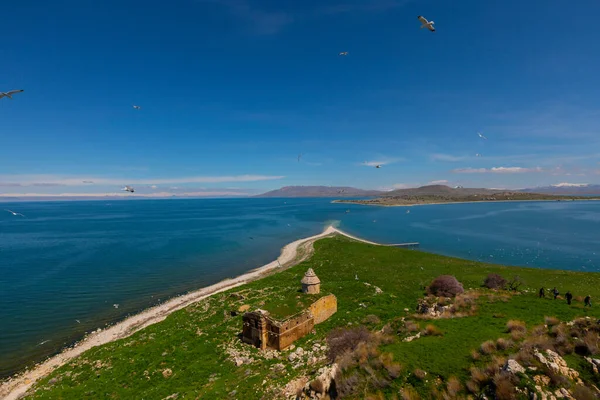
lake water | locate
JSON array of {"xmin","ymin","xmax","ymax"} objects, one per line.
[{"xmin": 1, "ymin": 198, "xmax": 599, "ymax": 377}]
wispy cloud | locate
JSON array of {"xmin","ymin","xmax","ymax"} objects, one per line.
[
  {"xmin": 430, "ymin": 154, "xmax": 467, "ymax": 162},
  {"xmin": 314, "ymin": 0, "xmax": 411, "ymax": 16},
  {"xmin": 0, "ymin": 191, "xmax": 251, "ymax": 198},
  {"xmin": 551, "ymin": 182, "xmax": 588, "ymax": 187},
  {"xmin": 428, "ymin": 180, "xmax": 449, "ymax": 185},
  {"xmin": 452, "ymin": 167, "xmax": 544, "ymax": 174},
  {"xmin": 0, "ymin": 174, "xmax": 285, "ymax": 187},
  {"xmin": 360, "ymin": 157, "xmax": 403, "ymax": 167},
  {"xmin": 201, "ymin": 0, "xmax": 293, "ymax": 35}
]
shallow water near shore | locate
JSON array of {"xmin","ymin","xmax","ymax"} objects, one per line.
[{"xmin": 1, "ymin": 198, "xmax": 600, "ymax": 377}]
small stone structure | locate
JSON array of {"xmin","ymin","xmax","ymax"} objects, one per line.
[
  {"xmin": 301, "ymin": 268, "xmax": 320, "ymax": 294},
  {"xmin": 242, "ymin": 294, "xmax": 337, "ymax": 351}
]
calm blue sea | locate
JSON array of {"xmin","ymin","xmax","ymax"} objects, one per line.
[{"xmin": 1, "ymin": 198, "xmax": 600, "ymax": 377}]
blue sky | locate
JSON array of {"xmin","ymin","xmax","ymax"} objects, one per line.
[{"xmin": 2, "ymin": 0, "xmax": 600, "ymax": 197}]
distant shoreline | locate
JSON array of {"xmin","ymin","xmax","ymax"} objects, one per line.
[
  {"xmin": 332, "ymin": 198, "xmax": 600, "ymax": 208},
  {"xmin": 0, "ymin": 226, "xmax": 381, "ymax": 400}
]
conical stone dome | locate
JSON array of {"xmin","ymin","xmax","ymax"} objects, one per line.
[{"xmin": 301, "ymin": 268, "xmax": 321, "ymax": 285}]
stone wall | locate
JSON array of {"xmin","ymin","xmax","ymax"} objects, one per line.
[
  {"xmin": 271, "ymin": 311, "xmax": 315, "ymax": 350},
  {"xmin": 308, "ymin": 294, "xmax": 337, "ymax": 325},
  {"xmin": 242, "ymin": 295, "xmax": 337, "ymax": 351}
]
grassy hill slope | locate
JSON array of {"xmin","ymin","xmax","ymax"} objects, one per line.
[{"xmin": 24, "ymin": 236, "xmax": 600, "ymax": 399}]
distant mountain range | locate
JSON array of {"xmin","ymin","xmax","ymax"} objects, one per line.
[
  {"xmin": 254, "ymin": 186, "xmax": 383, "ymax": 198},
  {"xmin": 519, "ymin": 184, "xmax": 600, "ymax": 195},
  {"xmin": 256, "ymin": 184, "xmax": 600, "ymax": 198}
]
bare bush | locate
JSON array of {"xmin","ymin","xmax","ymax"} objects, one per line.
[
  {"xmin": 335, "ymin": 371, "xmax": 360, "ymax": 397},
  {"xmin": 427, "ymin": 275, "xmax": 464, "ymax": 297},
  {"xmin": 413, "ymin": 369, "xmax": 427, "ymax": 380},
  {"xmin": 483, "ymin": 273, "xmax": 507, "ymax": 290},
  {"xmin": 399, "ymin": 386, "xmax": 421, "ymax": 400},
  {"xmin": 506, "ymin": 320, "xmax": 527, "ymax": 334},
  {"xmin": 310, "ymin": 378, "xmax": 324, "ymax": 394},
  {"xmin": 496, "ymin": 338, "xmax": 514, "ymax": 351},
  {"xmin": 572, "ymin": 384, "xmax": 597, "ymax": 400},
  {"xmin": 327, "ymin": 326, "xmax": 372, "ymax": 362},
  {"xmin": 493, "ymin": 372, "xmax": 517, "ymax": 400},
  {"xmin": 403, "ymin": 320, "xmax": 419, "ymax": 333},
  {"xmin": 424, "ymin": 324, "xmax": 443, "ymax": 336},
  {"xmin": 480, "ymin": 340, "xmax": 497, "ymax": 355},
  {"xmin": 446, "ymin": 376, "xmax": 462, "ymax": 398},
  {"xmin": 544, "ymin": 316, "xmax": 560, "ymax": 326},
  {"xmin": 364, "ymin": 314, "xmax": 381, "ymax": 325},
  {"xmin": 507, "ymin": 275, "xmax": 523, "ymax": 291}
]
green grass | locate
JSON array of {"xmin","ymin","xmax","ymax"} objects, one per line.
[{"xmin": 26, "ymin": 236, "xmax": 600, "ymax": 399}]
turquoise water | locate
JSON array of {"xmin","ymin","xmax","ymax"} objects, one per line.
[{"xmin": 1, "ymin": 198, "xmax": 600, "ymax": 377}]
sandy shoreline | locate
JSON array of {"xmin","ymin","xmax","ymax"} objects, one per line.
[
  {"xmin": 1, "ymin": 225, "xmax": 381, "ymax": 400},
  {"xmin": 333, "ymin": 198, "xmax": 600, "ymax": 208}
]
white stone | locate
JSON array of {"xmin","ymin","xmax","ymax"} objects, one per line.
[{"xmin": 504, "ymin": 359, "xmax": 526, "ymax": 374}]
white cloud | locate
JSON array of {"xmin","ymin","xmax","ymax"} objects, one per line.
[
  {"xmin": 360, "ymin": 158, "xmax": 403, "ymax": 167},
  {"xmin": 150, "ymin": 185, "xmax": 158, "ymax": 189},
  {"xmin": 0, "ymin": 174, "xmax": 285, "ymax": 187},
  {"xmin": 428, "ymin": 180, "xmax": 449, "ymax": 185},
  {"xmin": 430, "ymin": 154, "xmax": 466, "ymax": 162},
  {"xmin": 0, "ymin": 191, "xmax": 251, "ymax": 198},
  {"xmin": 452, "ymin": 167, "xmax": 543, "ymax": 174},
  {"xmin": 551, "ymin": 182, "xmax": 589, "ymax": 187}
]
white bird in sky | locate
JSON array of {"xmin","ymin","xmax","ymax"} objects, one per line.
[
  {"xmin": 5, "ymin": 209, "xmax": 25, "ymax": 217},
  {"xmin": 477, "ymin": 132, "xmax": 487, "ymax": 140},
  {"xmin": 133, "ymin": 105, "xmax": 141, "ymax": 110},
  {"xmin": 375, "ymin": 165, "xmax": 382, "ymax": 169},
  {"xmin": 0, "ymin": 89, "xmax": 24, "ymax": 100},
  {"xmin": 339, "ymin": 52, "xmax": 348, "ymax": 56},
  {"xmin": 476, "ymin": 153, "xmax": 482, "ymax": 157},
  {"xmin": 122, "ymin": 185, "xmax": 135, "ymax": 193},
  {"xmin": 113, "ymin": 304, "xmax": 119, "ymax": 309},
  {"xmin": 417, "ymin": 16, "xmax": 435, "ymax": 32}
]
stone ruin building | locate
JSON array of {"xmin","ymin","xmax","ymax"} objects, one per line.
[{"xmin": 242, "ymin": 268, "xmax": 336, "ymax": 351}]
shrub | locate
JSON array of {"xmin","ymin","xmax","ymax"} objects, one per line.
[
  {"xmin": 385, "ymin": 362, "xmax": 402, "ymax": 379},
  {"xmin": 310, "ymin": 378, "xmax": 325, "ymax": 394},
  {"xmin": 572, "ymin": 384, "xmax": 597, "ymax": 400},
  {"xmin": 469, "ymin": 367, "xmax": 488, "ymax": 384},
  {"xmin": 465, "ymin": 379, "xmax": 480, "ymax": 394},
  {"xmin": 480, "ymin": 340, "xmax": 497, "ymax": 355},
  {"xmin": 335, "ymin": 371, "xmax": 360, "ymax": 397},
  {"xmin": 404, "ymin": 320, "xmax": 419, "ymax": 333},
  {"xmin": 506, "ymin": 320, "xmax": 527, "ymax": 334},
  {"xmin": 583, "ymin": 331, "xmax": 599, "ymax": 355},
  {"xmin": 483, "ymin": 273, "xmax": 507, "ymax": 289},
  {"xmin": 544, "ymin": 316, "xmax": 560, "ymax": 326},
  {"xmin": 471, "ymin": 350, "xmax": 481, "ymax": 360},
  {"xmin": 507, "ymin": 275, "xmax": 523, "ymax": 291},
  {"xmin": 399, "ymin": 386, "xmax": 421, "ymax": 400},
  {"xmin": 424, "ymin": 324, "xmax": 443, "ymax": 336},
  {"xmin": 496, "ymin": 338, "xmax": 513, "ymax": 351},
  {"xmin": 427, "ymin": 275, "xmax": 464, "ymax": 297},
  {"xmin": 510, "ymin": 330, "xmax": 526, "ymax": 341},
  {"xmin": 327, "ymin": 326, "xmax": 372, "ymax": 362},
  {"xmin": 446, "ymin": 376, "xmax": 462, "ymax": 398},
  {"xmin": 364, "ymin": 314, "xmax": 381, "ymax": 325},
  {"xmin": 493, "ymin": 372, "xmax": 517, "ymax": 400},
  {"xmin": 413, "ymin": 369, "xmax": 427, "ymax": 380}
]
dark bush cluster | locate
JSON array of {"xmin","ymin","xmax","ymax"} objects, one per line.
[
  {"xmin": 483, "ymin": 273, "xmax": 507, "ymax": 289},
  {"xmin": 427, "ymin": 275, "xmax": 464, "ymax": 298},
  {"xmin": 326, "ymin": 326, "xmax": 402, "ymax": 398}
]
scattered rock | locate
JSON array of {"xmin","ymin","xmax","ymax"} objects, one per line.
[
  {"xmin": 585, "ymin": 357, "xmax": 600, "ymax": 374},
  {"xmin": 289, "ymin": 344, "xmax": 295, "ymax": 351},
  {"xmin": 403, "ymin": 332, "xmax": 421, "ymax": 342},
  {"xmin": 162, "ymin": 394, "xmax": 179, "ymax": 400},
  {"xmin": 503, "ymin": 359, "xmax": 525, "ymax": 374},
  {"xmin": 162, "ymin": 368, "xmax": 173, "ymax": 378},
  {"xmin": 238, "ymin": 304, "xmax": 250, "ymax": 313},
  {"xmin": 228, "ymin": 390, "xmax": 237, "ymax": 397},
  {"xmin": 288, "ymin": 352, "xmax": 298, "ymax": 362}
]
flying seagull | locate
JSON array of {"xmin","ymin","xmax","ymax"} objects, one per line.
[
  {"xmin": 122, "ymin": 185, "xmax": 135, "ymax": 193},
  {"xmin": 375, "ymin": 165, "xmax": 382, "ymax": 169},
  {"xmin": 5, "ymin": 209, "xmax": 25, "ymax": 217},
  {"xmin": 339, "ymin": 52, "xmax": 348, "ymax": 56},
  {"xmin": 0, "ymin": 89, "xmax": 24, "ymax": 100},
  {"xmin": 133, "ymin": 105, "xmax": 141, "ymax": 110},
  {"xmin": 476, "ymin": 153, "xmax": 482, "ymax": 157},
  {"xmin": 418, "ymin": 16, "xmax": 435, "ymax": 32},
  {"xmin": 477, "ymin": 132, "xmax": 487, "ymax": 140}
]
